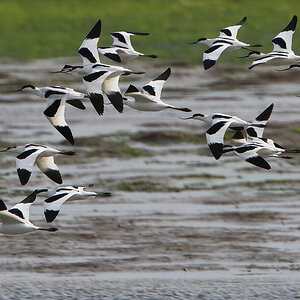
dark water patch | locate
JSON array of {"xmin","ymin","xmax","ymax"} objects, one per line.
[{"xmin": 131, "ymin": 130, "xmax": 203, "ymax": 145}]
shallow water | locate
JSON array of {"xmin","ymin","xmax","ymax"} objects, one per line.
[{"xmin": 0, "ymin": 58, "xmax": 300, "ymax": 299}]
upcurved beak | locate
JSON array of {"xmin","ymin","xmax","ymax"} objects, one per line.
[
  {"xmin": 189, "ymin": 41, "xmax": 198, "ymax": 44},
  {"xmin": 0, "ymin": 149, "xmax": 8, "ymax": 152},
  {"xmin": 48, "ymin": 70, "xmax": 64, "ymax": 74}
]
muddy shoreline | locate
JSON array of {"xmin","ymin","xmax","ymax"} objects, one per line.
[{"xmin": 0, "ymin": 59, "xmax": 300, "ymax": 299}]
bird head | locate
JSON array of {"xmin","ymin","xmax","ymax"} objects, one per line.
[{"xmin": 0, "ymin": 145, "xmax": 19, "ymax": 152}]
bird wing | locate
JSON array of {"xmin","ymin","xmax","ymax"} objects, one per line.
[
  {"xmin": 272, "ymin": 15, "xmax": 297, "ymax": 52},
  {"xmin": 234, "ymin": 144, "xmax": 271, "ymax": 169},
  {"xmin": 246, "ymin": 103, "xmax": 274, "ymax": 139},
  {"xmin": 249, "ymin": 54, "xmax": 283, "ymax": 69},
  {"xmin": 43, "ymin": 98, "xmax": 74, "ymax": 145},
  {"xmin": 142, "ymin": 67, "xmax": 171, "ymax": 99},
  {"xmin": 16, "ymin": 147, "xmax": 45, "ymax": 185},
  {"xmin": 36, "ymin": 156, "xmax": 62, "ymax": 184},
  {"xmin": 83, "ymin": 69, "xmax": 115, "ymax": 115},
  {"xmin": 8, "ymin": 190, "xmax": 42, "ymax": 222},
  {"xmin": 44, "ymin": 190, "xmax": 77, "ymax": 223},
  {"xmin": 218, "ymin": 17, "xmax": 247, "ymax": 39},
  {"xmin": 203, "ymin": 42, "xmax": 232, "ymax": 70},
  {"xmin": 111, "ymin": 31, "xmax": 133, "ymax": 49},
  {"xmin": 98, "ymin": 47, "xmax": 122, "ymax": 63},
  {"xmin": 78, "ymin": 20, "xmax": 101, "ymax": 66},
  {"xmin": 206, "ymin": 119, "xmax": 235, "ymax": 160}
]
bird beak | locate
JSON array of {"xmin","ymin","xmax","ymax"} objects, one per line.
[
  {"xmin": 0, "ymin": 149, "xmax": 8, "ymax": 152},
  {"xmin": 95, "ymin": 192, "xmax": 111, "ymax": 197},
  {"xmin": 48, "ymin": 70, "xmax": 64, "ymax": 74},
  {"xmin": 188, "ymin": 41, "xmax": 198, "ymax": 44},
  {"xmin": 10, "ymin": 88, "xmax": 23, "ymax": 92},
  {"xmin": 237, "ymin": 54, "xmax": 250, "ymax": 58}
]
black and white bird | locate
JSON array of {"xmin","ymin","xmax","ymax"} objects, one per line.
[
  {"xmin": 223, "ymin": 135, "xmax": 300, "ymax": 170},
  {"xmin": 190, "ymin": 17, "xmax": 261, "ymax": 70},
  {"xmin": 55, "ymin": 19, "xmax": 102, "ymax": 76},
  {"xmin": 249, "ymin": 16, "xmax": 300, "ymax": 69},
  {"xmin": 0, "ymin": 144, "xmax": 75, "ymax": 185},
  {"xmin": 43, "ymin": 185, "xmax": 111, "ymax": 223},
  {"xmin": 15, "ymin": 85, "xmax": 86, "ymax": 144},
  {"xmin": 0, "ymin": 190, "xmax": 57, "ymax": 235},
  {"xmin": 123, "ymin": 67, "xmax": 191, "ymax": 112},
  {"xmin": 98, "ymin": 31, "xmax": 157, "ymax": 63},
  {"xmin": 182, "ymin": 103, "xmax": 274, "ymax": 160},
  {"xmin": 83, "ymin": 63, "xmax": 144, "ymax": 114}
]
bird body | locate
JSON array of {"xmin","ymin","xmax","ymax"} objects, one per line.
[{"xmin": 0, "ymin": 190, "xmax": 57, "ymax": 235}]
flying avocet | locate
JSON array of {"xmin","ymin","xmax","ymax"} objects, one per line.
[
  {"xmin": 190, "ymin": 17, "xmax": 261, "ymax": 70},
  {"xmin": 0, "ymin": 144, "xmax": 75, "ymax": 185},
  {"xmin": 123, "ymin": 67, "xmax": 191, "ymax": 112},
  {"xmin": 43, "ymin": 185, "xmax": 111, "ymax": 223},
  {"xmin": 0, "ymin": 190, "xmax": 57, "ymax": 235}
]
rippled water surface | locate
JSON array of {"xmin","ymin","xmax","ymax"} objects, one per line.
[{"xmin": 0, "ymin": 59, "xmax": 300, "ymax": 299}]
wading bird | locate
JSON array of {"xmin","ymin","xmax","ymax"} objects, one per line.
[
  {"xmin": 0, "ymin": 190, "xmax": 57, "ymax": 235},
  {"xmin": 123, "ymin": 67, "xmax": 191, "ymax": 112},
  {"xmin": 98, "ymin": 31, "xmax": 157, "ymax": 63},
  {"xmin": 0, "ymin": 144, "xmax": 75, "ymax": 185},
  {"xmin": 43, "ymin": 185, "xmax": 111, "ymax": 223},
  {"xmin": 190, "ymin": 17, "xmax": 261, "ymax": 70}
]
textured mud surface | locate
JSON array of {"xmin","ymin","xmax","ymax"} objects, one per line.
[{"xmin": 0, "ymin": 59, "xmax": 300, "ymax": 299}]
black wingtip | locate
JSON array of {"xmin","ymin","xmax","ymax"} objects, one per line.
[
  {"xmin": 236, "ymin": 16, "xmax": 247, "ymax": 26},
  {"xmin": 125, "ymin": 84, "xmax": 139, "ymax": 94},
  {"xmin": 0, "ymin": 199, "xmax": 7, "ymax": 211},
  {"xmin": 209, "ymin": 143, "xmax": 224, "ymax": 160},
  {"xmin": 103, "ymin": 53, "xmax": 121, "ymax": 63},
  {"xmin": 203, "ymin": 59, "xmax": 216, "ymax": 70},
  {"xmin": 153, "ymin": 67, "xmax": 171, "ymax": 81},
  {"xmin": 44, "ymin": 210, "xmax": 59, "ymax": 223},
  {"xmin": 56, "ymin": 126, "xmax": 74, "ymax": 145},
  {"xmin": 66, "ymin": 99, "xmax": 86, "ymax": 110},
  {"xmin": 255, "ymin": 103, "xmax": 274, "ymax": 122},
  {"xmin": 88, "ymin": 93, "xmax": 104, "ymax": 116},
  {"xmin": 246, "ymin": 156, "xmax": 271, "ymax": 170},
  {"xmin": 106, "ymin": 92, "xmax": 124, "ymax": 113},
  {"xmin": 283, "ymin": 15, "xmax": 297, "ymax": 32},
  {"xmin": 44, "ymin": 169, "xmax": 63, "ymax": 184},
  {"xmin": 85, "ymin": 19, "xmax": 101, "ymax": 39},
  {"xmin": 17, "ymin": 168, "xmax": 31, "ymax": 185}
]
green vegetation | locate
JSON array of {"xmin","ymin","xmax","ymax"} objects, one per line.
[{"xmin": 0, "ymin": 0, "xmax": 299, "ymax": 62}]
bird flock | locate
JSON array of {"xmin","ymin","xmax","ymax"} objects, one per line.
[{"xmin": 0, "ymin": 16, "xmax": 299, "ymax": 235}]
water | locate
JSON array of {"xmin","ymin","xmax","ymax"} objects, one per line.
[{"xmin": 0, "ymin": 59, "xmax": 300, "ymax": 299}]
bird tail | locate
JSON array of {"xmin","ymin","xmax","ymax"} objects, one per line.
[
  {"xmin": 168, "ymin": 106, "xmax": 192, "ymax": 112},
  {"xmin": 38, "ymin": 227, "xmax": 58, "ymax": 232},
  {"xmin": 144, "ymin": 54, "xmax": 157, "ymax": 58},
  {"xmin": 60, "ymin": 151, "xmax": 76, "ymax": 156}
]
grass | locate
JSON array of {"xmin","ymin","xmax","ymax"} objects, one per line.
[{"xmin": 0, "ymin": 1, "xmax": 300, "ymax": 62}]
